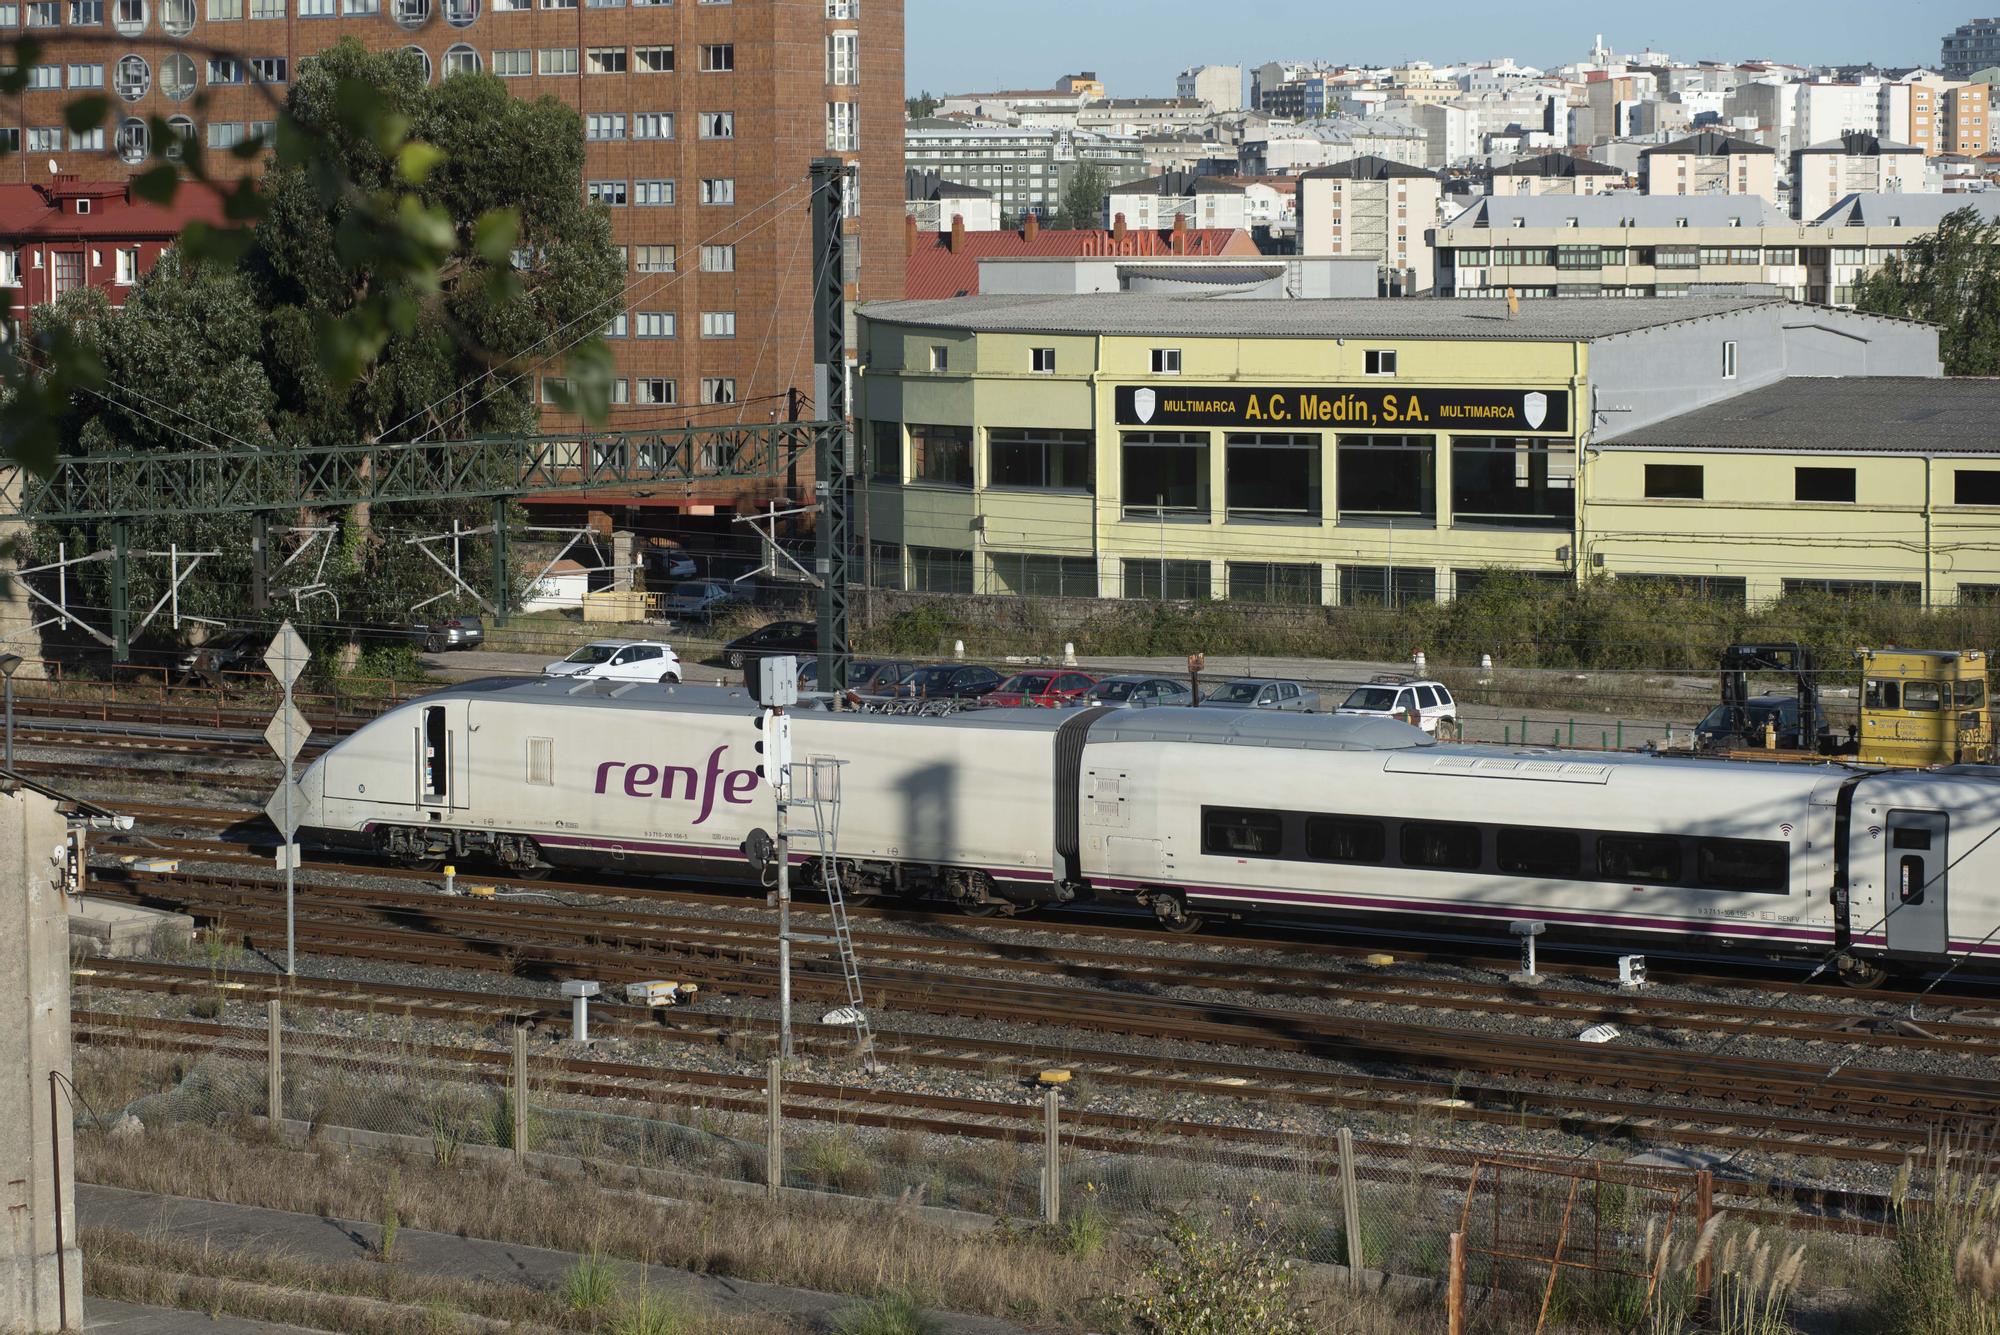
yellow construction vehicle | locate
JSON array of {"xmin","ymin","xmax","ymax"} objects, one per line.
[{"xmin": 1857, "ymin": 648, "xmax": 1993, "ymax": 767}]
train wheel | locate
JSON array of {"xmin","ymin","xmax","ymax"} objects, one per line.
[
  {"xmin": 725, "ymin": 650, "xmax": 746, "ymax": 670},
  {"xmin": 959, "ymin": 900, "xmax": 1008, "ymax": 918},
  {"xmin": 1836, "ymin": 955, "xmax": 1890, "ymax": 989},
  {"xmin": 1152, "ymin": 893, "xmax": 1205, "ymax": 934},
  {"xmin": 509, "ymin": 863, "xmax": 554, "ymax": 881}
]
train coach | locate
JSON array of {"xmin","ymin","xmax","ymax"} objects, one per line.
[{"xmin": 286, "ymin": 678, "xmax": 2000, "ymax": 982}]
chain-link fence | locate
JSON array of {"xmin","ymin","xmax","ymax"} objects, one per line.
[{"xmin": 76, "ymin": 1004, "xmax": 1709, "ymax": 1291}]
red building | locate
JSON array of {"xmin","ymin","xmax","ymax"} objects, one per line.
[
  {"xmin": 0, "ymin": 173, "xmax": 226, "ymax": 328},
  {"xmin": 906, "ymin": 214, "xmax": 1264, "ymax": 299}
]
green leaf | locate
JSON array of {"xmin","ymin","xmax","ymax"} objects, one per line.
[
  {"xmin": 471, "ymin": 207, "xmax": 520, "ymax": 265},
  {"xmin": 221, "ymin": 181, "xmax": 265, "ymax": 223},
  {"xmin": 130, "ymin": 164, "xmax": 179, "ymax": 205},
  {"xmin": 63, "ymin": 94, "xmax": 110, "ymax": 134},
  {"xmin": 395, "ymin": 140, "xmax": 445, "ymax": 185}
]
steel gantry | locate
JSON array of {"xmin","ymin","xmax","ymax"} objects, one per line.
[{"xmin": 811, "ymin": 157, "xmax": 855, "ymax": 697}]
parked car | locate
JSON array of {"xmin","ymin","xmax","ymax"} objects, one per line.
[
  {"xmin": 542, "ymin": 639, "xmax": 682, "ymax": 683},
  {"xmin": 721, "ymin": 620, "xmax": 817, "ymax": 670},
  {"xmin": 984, "ymin": 670, "xmax": 1097, "ymax": 708},
  {"xmin": 643, "ymin": 548, "xmax": 698, "ymax": 583},
  {"xmin": 1335, "ymin": 678, "xmax": 1460, "ymax": 735},
  {"xmin": 368, "ymin": 616, "xmax": 485, "ymax": 653},
  {"xmin": 175, "ymin": 628, "xmax": 267, "ymax": 685},
  {"xmin": 799, "ymin": 658, "xmax": 917, "ymax": 695},
  {"xmin": 899, "ymin": 664, "xmax": 1004, "ymax": 700},
  {"xmin": 1087, "ymin": 675, "xmax": 1193, "ymax": 709},
  {"xmin": 661, "ymin": 581, "xmax": 740, "ymax": 625},
  {"xmin": 1202, "ymin": 679, "xmax": 1320, "ymax": 712}
]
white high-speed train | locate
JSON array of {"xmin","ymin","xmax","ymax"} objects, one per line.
[{"xmin": 285, "ymin": 678, "xmax": 2000, "ymax": 982}]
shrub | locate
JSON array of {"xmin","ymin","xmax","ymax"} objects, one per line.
[
  {"xmin": 1120, "ymin": 1211, "xmax": 1318, "ymax": 1335},
  {"xmin": 561, "ymin": 1250, "xmax": 620, "ymax": 1315},
  {"xmin": 830, "ymin": 1293, "xmax": 941, "ymax": 1335}
]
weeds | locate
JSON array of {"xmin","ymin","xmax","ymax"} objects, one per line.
[
  {"xmin": 562, "ymin": 1249, "xmax": 621, "ymax": 1315},
  {"xmin": 830, "ymin": 1293, "xmax": 941, "ymax": 1335},
  {"xmin": 1120, "ymin": 1209, "xmax": 1319, "ymax": 1335},
  {"xmin": 378, "ymin": 1167, "xmax": 400, "ymax": 1262},
  {"xmin": 1875, "ymin": 1139, "xmax": 2000, "ymax": 1335}
]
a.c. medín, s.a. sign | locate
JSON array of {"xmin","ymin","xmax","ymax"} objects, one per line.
[{"xmin": 1117, "ymin": 385, "xmax": 1570, "ymax": 433}]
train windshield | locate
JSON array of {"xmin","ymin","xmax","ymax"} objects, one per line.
[
  {"xmin": 1343, "ymin": 687, "xmax": 1400, "ymax": 711},
  {"xmin": 563, "ymin": 644, "xmax": 621, "ymax": 664}
]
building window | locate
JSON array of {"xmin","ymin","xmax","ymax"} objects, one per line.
[
  {"xmin": 989, "ymin": 428, "xmax": 1090, "ymax": 489},
  {"xmin": 1339, "ymin": 565, "xmax": 1436, "ymax": 608},
  {"xmin": 1230, "ymin": 562, "xmax": 1322, "ymax": 604},
  {"xmin": 634, "ymin": 244, "xmax": 675, "ymax": 272},
  {"xmin": 699, "ymin": 311, "xmax": 735, "ymax": 338},
  {"xmin": 1225, "ymin": 433, "xmax": 1320, "ymax": 522},
  {"xmin": 115, "ymin": 117, "xmax": 146, "ymax": 162},
  {"xmin": 250, "ymin": 55, "xmax": 286, "ymax": 83},
  {"xmin": 1722, "ymin": 340, "xmax": 1737, "ymax": 379},
  {"xmin": 206, "ymin": 56, "xmax": 243, "ymax": 84},
  {"xmin": 22, "ymin": 0, "xmax": 52, "ymax": 20},
  {"xmin": 113, "ymin": 0, "xmax": 144, "ymax": 30},
  {"xmin": 1336, "ymin": 435, "xmax": 1435, "ymax": 522},
  {"xmin": 1123, "ymin": 559, "xmax": 1209, "ymax": 601},
  {"xmin": 586, "ymin": 179, "xmax": 626, "ymax": 206},
  {"xmin": 50, "ymin": 250, "xmax": 83, "ymax": 299},
  {"xmin": 633, "ymin": 112, "xmax": 674, "ymax": 139},
  {"xmin": 1150, "ymin": 347, "xmax": 1181, "ymax": 374},
  {"xmin": 25, "ymin": 128, "xmax": 61, "ymax": 153},
  {"xmin": 584, "ymin": 113, "xmax": 624, "ymax": 140},
  {"xmin": 442, "ymin": 44, "xmax": 479, "ymax": 76},
  {"xmin": 636, "ymin": 45, "xmax": 674, "ymax": 72},
  {"xmin": 1451, "ymin": 437, "xmax": 1575, "ymax": 528},
  {"xmin": 991, "ymin": 554, "xmax": 1096, "ymax": 598},
  {"xmin": 700, "ymin": 378, "xmax": 736, "ymax": 405},
  {"xmin": 442, "ymin": 0, "xmax": 473, "ymax": 23},
  {"xmin": 402, "ymin": 45, "xmax": 431, "ymax": 82},
  {"xmin": 826, "ymin": 101, "xmax": 857, "ymax": 150},
  {"xmin": 601, "ymin": 313, "xmax": 626, "ymax": 338},
  {"xmin": 636, "ymin": 378, "xmax": 676, "ymax": 405},
  {"xmin": 634, "ymin": 179, "xmax": 674, "ymax": 206},
  {"xmin": 825, "ymin": 0, "xmax": 855, "ymax": 15},
  {"xmin": 205, "ymin": 121, "xmax": 244, "ymax": 148},
  {"xmin": 926, "ymin": 345, "xmax": 949, "ymax": 372},
  {"xmin": 867, "ymin": 421, "xmax": 901, "ymax": 480},
  {"xmin": 68, "ymin": 126, "xmax": 104, "ymax": 151},
  {"xmin": 1795, "ymin": 467, "xmax": 1856, "ymax": 503},
  {"xmin": 492, "ymin": 49, "xmax": 530, "ymax": 76},
  {"xmin": 539, "ymin": 47, "xmax": 578, "ymax": 76},
  {"xmin": 699, "ymin": 178, "xmax": 735, "ymax": 204},
  {"xmin": 1956, "ymin": 469, "xmax": 2000, "ymax": 506},
  {"xmin": 114, "ymin": 246, "xmax": 137, "ymax": 283},
  {"xmin": 910, "ymin": 424, "xmax": 973, "ymax": 486},
  {"xmin": 699, "ymin": 244, "xmax": 734, "ymax": 272},
  {"xmin": 1121, "ymin": 430, "xmax": 1207, "ymax": 520},
  {"xmin": 26, "ymin": 66, "xmax": 59, "ymax": 90},
  {"xmin": 699, "ymin": 110, "xmax": 733, "ymax": 138},
  {"xmin": 909, "ymin": 547, "xmax": 972, "ymax": 595},
  {"xmin": 586, "ymin": 46, "xmax": 625, "ymax": 74},
  {"xmin": 1643, "ymin": 464, "xmax": 1704, "ymax": 500},
  {"xmin": 113, "ymin": 54, "xmax": 149, "ymax": 100},
  {"xmin": 1030, "ymin": 347, "xmax": 1056, "ymax": 373},
  {"xmin": 827, "ymin": 30, "xmax": 857, "ymax": 85},
  {"xmin": 68, "ymin": 63, "xmax": 104, "ymax": 88},
  {"xmin": 1364, "ymin": 349, "xmax": 1397, "ymax": 376},
  {"xmin": 540, "ymin": 376, "xmax": 569, "ymax": 405},
  {"xmin": 634, "ymin": 311, "xmax": 674, "ymax": 337},
  {"xmin": 699, "ymin": 43, "xmax": 733, "ymax": 71}
]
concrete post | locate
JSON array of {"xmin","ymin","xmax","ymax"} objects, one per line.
[
  {"xmin": 611, "ymin": 530, "xmax": 636, "ymax": 592},
  {"xmin": 1338, "ymin": 1126, "xmax": 1364, "ymax": 1286},
  {"xmin": 1041, "ymin": 1089, "xmax": 1061, "ymax": 1227},
  {"xmin": 511, "ymin": 1026, "xmax": 528, "ymax": 1163},
  {"xmin": 265, "ymin": 1000, "xmax": 282, "ymax": 1126},
  {"xmin": 764, "ymin": 1058, "xmax": 783, "ymax": 1200},
  {"xmin": 0, "ymin": 787, "xmax": 82, "ymax": 1330}
]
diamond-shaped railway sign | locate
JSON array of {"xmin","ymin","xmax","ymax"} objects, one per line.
[
  {"xmin": 262, "ymin": 622, "xmax": 311, "ymax": 688},
  {"xmin": 265, "ymin": 778, "xmax": 309, "ymax": 837},
  {"xmin": 264, "ymin": 701, "xmax": 312, "ymax": 765}
]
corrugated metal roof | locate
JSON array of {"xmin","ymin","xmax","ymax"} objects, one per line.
[
  {"xmin": 861, "ymin": 292, "xmax": 1790, "ymax": 340},
  {"xmin": 904, "ymin": 227, "xmax": 1262, "ymax": 299},
  {"xmin": 1600, "ymin": 376, "xmax": 2000, "ymax": 453}
]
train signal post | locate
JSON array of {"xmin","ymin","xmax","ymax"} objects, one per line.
[
  {"xmin": 261, "ymin": 622, "xmax": 312, "ymax": 977},
  {"xmin": 752, "ymin": 655, "xmax": 799, "ymax": 1058}
]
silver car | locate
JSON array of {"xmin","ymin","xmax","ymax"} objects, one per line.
[{"xmin": 1201, "ymin": 679, "xmax": 1319, "ymax": 712}]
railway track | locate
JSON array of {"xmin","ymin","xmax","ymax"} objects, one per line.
[{"xmin": 68, "ymin": 959, "xmax": 1902, "ymax": 1227}]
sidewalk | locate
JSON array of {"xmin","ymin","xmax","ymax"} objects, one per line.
[
  {"xmin": 86, "ymin": 1298, "xmax": 325, "ymax": 1333},
  {"xmin": 78, "ymin": 1184, "xmax": 1035, "ymax": 1335}
]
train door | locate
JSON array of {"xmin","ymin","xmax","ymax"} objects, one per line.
[
  {"xmin": 1885, "ymin": 810, "xmax": 1949, "ymax": 955},
  {"xmin": 415, "ymin": 704, "xmax": 466, "ymax": 811}
]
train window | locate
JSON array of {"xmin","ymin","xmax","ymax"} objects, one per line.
[
  {"xmin": 1598, "ymin": 834, "xmax": 1681, "ymax": 885},
  {"xmin": 1865, "ymin": 679, "xmax": 1900, "ymax": 710},
  {"xmin": 1496, "ymin": 828, "xmax": 1580, "ymax": 878},
  {"xmin": 1956, "ymin": 680, "xmax": 1986, "ymax": 708},
  {"xmin": 527, "ymin": 737, "xmax": 554, "ymax": 786},
  {"xmin": 1305, "ymin": 815, "xmax": 1385, "ymax": 864},
  {"xmin": 1400, "ymin": 822, "xmax": 1481, "ymax": 870},
  {"xmin": 1695, "ymin": 838, "xmax": 1788, "ymax": 893},
  {"xmin": 1904, "ymin": 682, "xmax": 1942, "ymax": 711},
  {"xmin": 1202, "ymin": 807, "xmax": 1283, "ymax": 858},
  {"xmin": 1892, "ymin": 827, "xmax": 1932, "ymax": 851},
  {"xmin": 422, "ymin": 706, "xmax": 448, "ymax": 801}
]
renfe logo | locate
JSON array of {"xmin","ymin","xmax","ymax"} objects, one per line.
[{"xmin": 594, "ymin": 745, "xmax": 757, "ymax": 825}]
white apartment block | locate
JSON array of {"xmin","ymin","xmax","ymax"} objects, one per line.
[
  {"xmin": 1639, "ymin": 131, "xmax": 1779, "ymax": 201},
  {"xmin": 1297, "ymin": 156, "xmax": 1441, "ymax": 294},
  {"xmin": 1075, "ymin": 99, "xmax": 1214, "ymax": 139},
  {"xmin": 1177, "ymin": 64, "xmax": 1244, "ymax": 112},
  {"xmin": 1487, "ymin": 151, "xmax": 1626, "ymax": 195},
  {"xmin": 904, "ymin": 124, "xmax": 1150, "ymax": 222},
  {"xmin": 1102, "ymin": 173, "xmax": 1252, "ymax": 232},
  {"xmin": 1791, "ymin": 133, "xmax": 1927, "ymax": 221}
]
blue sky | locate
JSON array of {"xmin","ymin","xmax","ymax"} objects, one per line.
[{"xmin": 907, "ymin": 0, "xmax": 1948, "ymax": 96}]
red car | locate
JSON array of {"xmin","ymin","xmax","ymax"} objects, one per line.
[{"xmin": 983, "ymin": 670, "xmax": 1097, "ymax": 708}]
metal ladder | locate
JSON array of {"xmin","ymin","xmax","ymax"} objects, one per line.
[{"xmin": 785, "ymin": 756, "xmax": 877, "ymax": 1071}]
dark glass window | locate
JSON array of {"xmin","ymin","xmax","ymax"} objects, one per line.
[
  {"xmin": 909, "ymin": 424, "xmax": 972, "ymax": 486},
  {"xmin": 1795, "ymin": 467, "xmax": 1855, "ymax": 503},
  {"xmin": 1496, "ymin": 828, "xmax": 1581, "ymax": 877},
  {"xmin": 1598, "ymin": 834, "xmax": 1682, "ymax": 884},
  {"xmin": 1228, "ymin": 562, "xmax": 1321, "ymax": 604},
  {"xmin": 1339, "ymin": 565, "xmax": 1437, "ymax": 608},
  {"xmin": 989, "ymin": 428, "xmax": 1092, "ymax": 489},
  {"xmin": 1225, "ymin": 433, "xmax": 1320, "ymax": 521},
  {"xmin": 1451, "ymin": 437, "xmax": 1575, "ymax": 528},
  {"xmin": 1337, "ymin": 434, "xmax": 1435, "ymax": 520},
  {"xmin": 868, "ymin": 420, "xmax": 900, "ymax": 481},
  {"xmin": 1696, "ymin": 839, "xmax": 1788, "ymax": 892},
  {"xmin": 1305, "ymin": 816, "xmax": 1385, "ymax": 864},
  {"xmin": 1121, "ymin": 432, "xmax": 1208, "ymax": 519},
  {"xmin": 1124, "ymin": 559, "xmax": 1210, "ymax": 600},
  {"xmin": 1401, "ymin": 822, "xmax": 1481, "ymax": 870},
  {"xmin": 1892, "ymin": 827, "xmax": 1932, "ymax": 850},
  {"xmin": 1644, "ymin": 464, "xmax": 1703, "ymax": 500},
  {"xmin": 1956, "ymin": 469, "xmax": 2000, "ymax": 505},
  {"xmin": 1203, "ymin": 807, "xmax": 1284, "ymax": 858}
]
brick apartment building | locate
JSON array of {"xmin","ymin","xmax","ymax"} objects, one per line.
[{"xmin": 0, "ymin": 0, "xmax": 904, "ymax": 443}]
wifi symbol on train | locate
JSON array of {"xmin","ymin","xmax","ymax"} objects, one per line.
[
  {"xmin": 1868, "ymin": 825, "xmax": 1883, "ymax": 838},
  {"xmin": 1779, "ymin": 823, "xmax": 1794, "ymax": 836}
]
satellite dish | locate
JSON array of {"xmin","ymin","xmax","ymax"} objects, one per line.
[{"xmin": 46, "ymin": 159, "xmax": 58, "ymax": 176}]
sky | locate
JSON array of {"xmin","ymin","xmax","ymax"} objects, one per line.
[{"xmin": 906, "ymin": 0, "xmax": 1953, "ymax": 96}]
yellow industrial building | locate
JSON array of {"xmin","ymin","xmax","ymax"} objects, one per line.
[{"xmin": 853, "ymin": 292, "xmax": 1996, "ymax": 606}]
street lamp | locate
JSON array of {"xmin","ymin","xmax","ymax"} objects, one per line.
[{"xmin": 0, "ymin": 653, "xmax": 23, "ymax": 769}]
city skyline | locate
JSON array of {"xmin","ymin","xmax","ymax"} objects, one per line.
[{"xmin": 907, "ymin": 0, "xmax": 1951, "ymax": 95}]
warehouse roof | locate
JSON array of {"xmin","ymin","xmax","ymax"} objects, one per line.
[
  {"xmin": 861, "ymin": 292, "xmax": 1797, "ymax": 340},
  {"xmin": 1812, "ymin": 192, "xmax": 2000, "ymax": 227},
  {"xmin": 1443, "ymin": 194, "xmax": 1790, "ymax": 229},
  {"xmin": 1602, "ymin": 377, "xmax": 1997, "ymax": 453}
]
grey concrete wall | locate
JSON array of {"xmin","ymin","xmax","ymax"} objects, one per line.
[
  {"xmin": 0, "ymin": 789, "xmax": 81, "ymax": 1330},
  {"xmin": 1587, "ymin": 305, "xmax": 1941, "ymax": 439}
]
